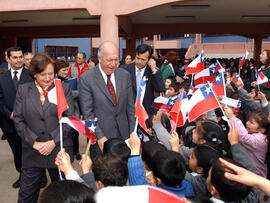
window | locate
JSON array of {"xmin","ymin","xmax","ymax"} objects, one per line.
[{"xmin": 45, "ymin": 45, "xmax": 78, "ymax": 61}]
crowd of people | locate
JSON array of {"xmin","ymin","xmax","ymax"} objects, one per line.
[{"xmin": 1, "ymin": 44, "xmax": 270, "ymax": 203}]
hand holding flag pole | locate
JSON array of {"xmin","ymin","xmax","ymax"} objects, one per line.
[
  {"xmin": 173, "ymin": 89, "xmax": 185, "ymax": 131},
  {"xmin": 207, "ymin": 81, "xmax": 231, "ymax": 128}
]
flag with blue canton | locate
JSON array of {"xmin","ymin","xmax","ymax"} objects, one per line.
[{"xmin": 200, "ymin": 84, "xmax": 214, "ymax": 99}]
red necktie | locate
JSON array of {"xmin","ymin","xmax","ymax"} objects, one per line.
[{"xmin": 107, "ymin": 75, "xmax": 117, "ymax": 106}]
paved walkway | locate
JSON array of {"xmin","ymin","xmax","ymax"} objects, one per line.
[{"xmin": 0, "ymin": 130, "xmax": 87, "ymax": 202}]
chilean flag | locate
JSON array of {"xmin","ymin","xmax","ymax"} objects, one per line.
[
  {"xmin": 48, "ymin": 79, "xmax": 68, "ymax": 121},
  {"xmin": 212, "ymin": 73, "xmax": 225, "ymax": 96},
  {"xmin": 194, "ymin": 66, "xmax": 217, "ymax": 86},
  {"xmin": 187, "ymin": 83, "xmax": 195, "ymax": 96},
  {"xmin": 185, "ymin": 50, "xmax": 204, "ymax": 75},
  {"xmin": 187, "ymin": 84, "xmax": 219, "ymax": 122},
  {"xmin": 231, "ymin": 74, "xmax": 244, "ymax": 87},
  {"xmin": 169, "ymin": 92, "xmax": 188, "ymax": 127},
  {"xmin": 209, "ymin": 62, "xmax": 222, "ymax": 72},
  {"xmin": 135, "ymin": 80, "xmax": 149, "ymax": 131},
  {"xmin": 239, "ymin": 51, "xmax": 249, "ymax": 69},
  {"xmin": 61, "ymin": 116, "xmax": 96, "ymax": 143},
  {"xmin": 95, "ymin": 185, "xmax": 190, "ymax": 203},
  {"xmin": 256, "ymin": 72, "xmax": 268, "ymax": 85},
  {"xmin": 152, "ymin": 96, "xmax": 175, "ymax": 111}
]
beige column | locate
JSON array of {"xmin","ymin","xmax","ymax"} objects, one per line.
[
  {"xmin": 195, "ymin": 33, "xmax": 202, "ymax": 44},
  {"xmin": 253, "ymin": 35, "xmax": 262, "ymax": 66},
  {"xmin": 100, "ymin": 0, "xmax": 118, "ymax": 46}
]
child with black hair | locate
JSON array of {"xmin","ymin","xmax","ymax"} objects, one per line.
[
  {"xmin": 128, "ymin": 133, "xmax": 195, "ymax": 198},
  {"xmin": 163, "ymin": 76, "xmax": 176, "ymax": 96},
  {"xmin": 168, "ymin": 82, "xmax": 181, "ymax": 100},
  {"xmin": 224, "ymin": 106, "xmax": 269, "ymax": 178},
  {"xmin": 103, "ymin": 138, "xmax": 131, "ymax": 161},
  {"xmin": 215, "ymin": 108, "xmax": 229, "ymax": 136},
  {"xmin": 206, "ymin": 124, "xmax": 260, "ymax": 203}
]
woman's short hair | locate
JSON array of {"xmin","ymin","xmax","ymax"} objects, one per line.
[
  {"xmin": 54, "ymin": 59, "xmax": 69, "ymax": 74},
  {"xmin": 28, "ymin": 52, "xmax": 54, "ymax": 79}
]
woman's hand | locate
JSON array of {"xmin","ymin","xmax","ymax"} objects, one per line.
[
  {"xmin": 55, "ymin": 150, "xmax": 74, "ymax": 175},
  {"xmin": 80, "ymin": 154, "xmax": 92, "ymax": 174},
  {"xmin": 129, "ymin": 132, "xmax": 141, "ymax": 156}
]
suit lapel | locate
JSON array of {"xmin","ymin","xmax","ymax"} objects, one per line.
[
  {"xmin": 130, "ymin": 63, "xmax": 137, "ymax": 93},
  {"xmin": 115, "ymin": 69, "xmax": 121, "ymax": 102},
  {"xmin": 29, "ymin": 82, "xmax": 43, "ymax": 116},
  {"xmin": 18, "ymin": 68, "xmax": 30, "ymax": 85},
  {"xmin": 94, "ymin": 66, "xmax": 114, "ymax": 104},
  {"xmin": 4, "ymin": 70, "xmax": 16, "ymax": 92}
]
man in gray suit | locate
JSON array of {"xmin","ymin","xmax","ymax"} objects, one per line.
[{"xmin": 79, "ymin": 42, "xmax": 135, "ymax": 157}]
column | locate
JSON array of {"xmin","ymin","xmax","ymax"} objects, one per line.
[
  {"xmin": 195, "ymin": 33, "xmax": 202, "ymax": 44},
  {"xmin": 100, "ymin": 0, "xmax": 118, "ymax": 47},
  {"xmin": 253, "ymin": 35, "xmax": 262, "ymax": 66},
  {"xmin": 125, "ymin": 36, "xmax": 136, "ymax": 59}
]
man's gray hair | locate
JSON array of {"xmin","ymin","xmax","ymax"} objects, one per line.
[{"xmin": 98, "ymin": 41, "xmax": 118, "ymax": 59}]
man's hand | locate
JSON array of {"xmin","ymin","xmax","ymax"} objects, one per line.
[
  {"xmin": 10, "ymin": 112, "xmax": 13, "ymax": 120},
  {"xmin": 80, "ymin": 154, "xmax": 92, "ymax": 174},
  {"xmin": 97, "ymin": 137, "xmax": 108, "ymax": 152},
  {"xmin": 36, "ymin": 140, "xmax": 56, "ymax": 156},
  {"xmin": 129, "ymin": 132, "xmax": 141, "ymax": 156},
  {"xmin": 148, "ymin": 59, "xmax": 158, "ymax": 73},
  {"xmin": 55, "ymin": 150, "xmax": 74, "ymax": 175}
]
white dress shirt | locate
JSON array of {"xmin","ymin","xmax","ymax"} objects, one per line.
[
  {"xmin": 10, "ymin": 67, "xmax": 23, "ymax": 81},
  {"xmin": 99, "ymin": 64, "xmax": 116, "ymax": 92}
]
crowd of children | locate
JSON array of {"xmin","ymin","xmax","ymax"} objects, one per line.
[{"xmin": 39, "ymin": 50, "xmax": 270, "ymax": 203}]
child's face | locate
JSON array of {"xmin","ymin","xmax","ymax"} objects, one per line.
[
  {"xmin": 168, "ymin": 87, "xmax": 178, "ymax": 97},
  {"xmin": 246, "ymin": 118, "xmax": 260, "ymax": 134},
  {"xmin": 189, "ymin": 151, "xmax": 198, "ymax": 172},
  {"xmin": 206, "ymin": 167, "xmax": 213, "ymax": 194},
  {"xmin": 165, "ymin": 79, "xmax": 172, "ymax": 89}
]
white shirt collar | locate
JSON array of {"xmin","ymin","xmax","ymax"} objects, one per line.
[
  {"xmin": 135, "ymin": 65, "xmax": 146, "ymax": 80},
  {"xmin": 10, "ymin": 67, "xmax": 23, "ymax": 80},
  {"xmin": 98, "ymin": 64, "xmax": 116, "ymax": 91}
]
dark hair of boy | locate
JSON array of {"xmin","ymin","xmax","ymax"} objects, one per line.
[
  {"xmin": 194, "ymin": 144, "xmax": 221, "ymax": 177},
  {"xmin": 152, "ymin": 151, "xmax": 186, "ymax": 188},
  {"xmin": 210, "ymin": 159, "xmax": 251, "ymax": 202},
  {"xmin": 92, "ymin": 154, "xmax": 128, "ymax": 187},
  {"xmin": 169, "ymin": 82, "xmax": 181, "ymax": 93},
  {"xmin": 141, "ymin": 141, "xmax": 167, "ymax": 171},
  {"xmin": 103, "ymin": 138, "xmax": 131, "ymax": 161},
  {"xmin": 39, "ymin": 180, "xmax": 95, "ymax": 203},
  {"xmin": 181, "ymin": 125, "xmax": 196, "ymax": 148},
  {"xmin": 166, "ymin": 76, "xmax": 176, "ymax": 85}
]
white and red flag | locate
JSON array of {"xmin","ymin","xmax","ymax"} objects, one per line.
[
  {"xmin": 169, "ymin": 91, "xmax": 188, "ymax": 127},
  {"xmin": 194, "ymin": 66, "xmax": 217, "ymax": 86},
  {"xmin": 212, "ymin": 73, "xmax": 225, "ymax": 97},
  {"xmin": 185, "ymin": 50, "xmax": 204, "ymax": 75},
  {"xmin": 239, "ymin": 51, "xmax": 249, "ymax": 69},
  {"xmin": 231, "ymin": 74, "xmax": 244, "ymax": 87},
  {"xmin": 187, "ymin": 83, "xmax": 219, "ymax": 122},
  {"xmin": 256, "ymin": 72, "xmax": 268, "ymax": 85},
  {"xmin": 135, "ymin": 79, "xmax": 149, "ymax": 131},
  {"xmin": 61, "ymin": 116, "xmax": 96, "ymax": 144},
  {"xmin": 48, "ymin": 79, "xmax": 68, "ymax": 121},
  {"xmin": 152, "ymin": 96, "xmax": 175, "ymax": 111}
]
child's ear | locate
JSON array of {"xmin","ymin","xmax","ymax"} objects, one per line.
[
  {"xmin": 196, "ymin": 166, "xmax": 204, "ymax": 174},
  {"xmin": 258, "ymin": 128, "xmax": 266, "ymax": 134},
  {"xmin": 155, "ymin": 178, "xmax": 162, "ymax": 185},
  {"xmin": 209, "ymin": 185, "xmax": 220, "ymax": 199},
  {"xmin": 95, "ymin": 180, "xmax": 104, "ymax": 190}
]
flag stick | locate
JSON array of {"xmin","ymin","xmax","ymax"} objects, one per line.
[
  {"xmin": 208, "ymin": 82, "xmax": 231, "ymax": 128},
  {"xmin": 258, "ymin": 84, "xmax": 261, "ymax": 92},
  {"xmin": 59, "ymin": 120, "xmax": 64, "ymax": 180},
  {"xmin": 174, "ymin": 89, "xmax": 185, "ymax": 131},
  {"xmin": 134, "ymin": 117, "xmax": 139, "ymax": 133}
]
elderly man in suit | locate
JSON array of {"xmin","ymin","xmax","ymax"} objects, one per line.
[
  {"xmin": 122, "ymin": 44, "xmax": 165, "ymax": 116},
  {"xmin": 79, "ymin": 41, "xmax": 135, "ymax": 158},
  {"xmin": 0, "ymin": 46, "xmax": 33, "ymax": 188}
]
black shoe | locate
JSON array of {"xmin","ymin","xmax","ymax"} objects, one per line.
[
  {"xmin": 40, "ymin": 175, "xmax": 47, "ymax": 188},
  {"xmin": 1, "ymin": 134, "xmax": 7, "ymax": 140},
  {"xmin": 12, "ymin": 179, "xmax": 20, "ymax": 188},
  {"xmin": 75, "ymin": 153, "xmax": 81, "ymax": 160}
]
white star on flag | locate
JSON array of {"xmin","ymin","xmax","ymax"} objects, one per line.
[
  {"xmin": 216, "ymin": 76, "xmax": 221, "ymax": 82},
  {"xmin": 205, "ymin": 87, "xmax": 212, "ymax": 94}
]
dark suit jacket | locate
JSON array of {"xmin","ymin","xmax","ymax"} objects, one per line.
[
  {"xmin": 79, "ymin": 65, "xmax": 135, "ymax": 140},
  {"xmin": 13, "ymin": 82, "xmax": 74, "ymax": 168},
  {"xmin": 0, "ymin": 62, "xmax": 8, "ymax": 69},
  {"xmin": 0, "ymin": 68, "xmax": 32, "ymax": 134},
  {"xmin": 123, "ymin": 63, "xmax": 165, "ymax": 115}
]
